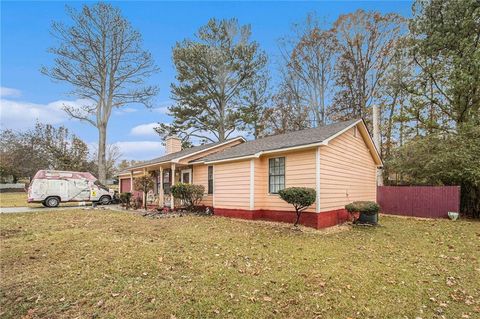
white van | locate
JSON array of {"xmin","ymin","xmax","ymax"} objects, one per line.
[{"xmin": 28, "ymin": 170, "xmax": 115, "ymax": 207}]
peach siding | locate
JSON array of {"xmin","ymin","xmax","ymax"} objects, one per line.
[
  {"xmin": 255, "ymin": 149, "xmax": 317, "ymax": 212},
  {"xmin": 213, "ymin": 160, "xmax": 250, "ymax": 210},
  {"xmin": 192, "ymin": 164, "xmax": 213, "ymax": 206},
  {"xmin": 319, "ymin": 126, "xmax": 377, "ymax": 212}
]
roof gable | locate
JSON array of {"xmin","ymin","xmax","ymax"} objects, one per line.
[{"xmin": 201, "ymin": 119, "xmax": 363, "ymax": 163}]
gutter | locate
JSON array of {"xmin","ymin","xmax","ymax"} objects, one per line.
[
  {"xmin": 204, "ymin": 141, "xmax": 328, "ymax": 164},
  {"xmin": 171, "ymin": 136, "xmax": 245, "ymax": 164},
  {"xmin": 204, "ymin": 119, "xmax": 382, "ymax": 167},
  {"xmin": 117, "ymin": 137, "xmax": 246, "ymax": 175}
]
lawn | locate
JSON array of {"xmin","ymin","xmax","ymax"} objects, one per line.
[
  {"xmin": 0, "ymin": 211, "xmax": 479, "ymax": 318},
  {"xmin": 0, "ymin": 192, "xmax": 88, "ymax": 208}
]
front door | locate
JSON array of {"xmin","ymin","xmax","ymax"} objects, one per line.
[{"xmin": 181, "ymin": 169, "xmax": 192, "ymax": 184}]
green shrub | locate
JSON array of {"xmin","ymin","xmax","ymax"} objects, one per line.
[
  {"xmin": 345, "ymin": 201, "xmax": 380, "ymax": 215},
  {"xmin": 119, "ymin": 192, "xmax": 132, "ymax": 209},
  {"xmin": 171, "ymin": 183, "xmax": 205, "ymax": 210},
  {"xmin": 278, "ymin": 187, "xmax": 316, "ymax": 226}
]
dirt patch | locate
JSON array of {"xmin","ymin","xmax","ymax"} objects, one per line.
[{"xmin": 0, "ymin": 228, "xmax": 24, "ymax": 238}]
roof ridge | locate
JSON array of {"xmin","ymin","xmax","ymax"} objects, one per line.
[
  {"xmin": 251, "ymin": 118, "xmax": 360, "ymax": 142},
  {"xmin": 200, "ymin": 119, "xmax": 362, "ymax": 163},
  {"xmin": 119, "ymin": 136, "xmax": 244, "ymax": 173}
]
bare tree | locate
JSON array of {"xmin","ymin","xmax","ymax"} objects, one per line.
[
  {"xmin": 288, "ymin": 14, "xmax": 337, "ymax": 126},
  {"xmin": 331, "ymin": 10, "xmax": 404, "ymax": 123},
  {"xmin": 42, "ymin": 3, "xmax": 159, "ymax": 182},
  {"xmin": 266, "ymin": 72, "xmax": 311, "ymax": 135},
  {"xmin": 91, "ymin": 143, "xmax": 122, "ymax": 179},
  {"xmin": 105, "ymin": 144, "xmax": 122, "ymax": 179}
]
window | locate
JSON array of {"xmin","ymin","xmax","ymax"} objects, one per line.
[
  {"xmin": 181, "ymin": 169, "xmax": 191, "ymax": 184},
  {"xmin": 208, "ymin": 166, "xmax": 213, "ymax": 194},
  {"xmin": 94, "ymin": 180, "xmax": 109, "ymax": 191},
  {"xmin": 163, "ymin": 169, "xmax": 171, "ymax": 194},
  {"xmin": 269, "ymin": 157, "xmax": 285, "ymax": 194}
]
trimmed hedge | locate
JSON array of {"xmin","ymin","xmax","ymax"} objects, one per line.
[
  {"xmin": 171, "ymin": 183, "xmax": 205, "ymax": 209},
  {"xmin": 345, "ymin": 201, "xmax": 380, "ymax": 216}
]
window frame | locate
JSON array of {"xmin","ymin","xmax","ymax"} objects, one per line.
[
  {"xmin": 268, "ymin": 157, "xmax": 286, "ymax": 194},
  {"xmin": 180, "ymin": 168, "xmax": 192, "ymax": 184},
  {"xmin": 163, "ymin": 169, "xmax": 172, "ymax": 194},
  {"xmin": 207, "ymin": 166, "xmax": 213, "ymax": 195}
]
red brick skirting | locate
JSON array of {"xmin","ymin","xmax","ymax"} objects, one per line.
[{"xmin": 214, "ymin": 207, "xmax": 350, "ymax": 229}]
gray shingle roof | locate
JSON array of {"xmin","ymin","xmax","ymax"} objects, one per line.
[
  {"xmin": 119, "ymin": 138, "xmax": 243, "ymax": 174},
  {"xmin": 201, "ymin": 119, "xmax": 361, "ymax": 162}
]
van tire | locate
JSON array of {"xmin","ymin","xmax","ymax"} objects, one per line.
[
  {"xmin": 99, "ymin": 195, "xmax": 111, "ymax": 205},
  {"xmin": 45, "ymin": 196, "xmax": 60, "ymax": 208}
]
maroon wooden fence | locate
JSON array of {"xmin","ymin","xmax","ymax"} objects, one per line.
[{"xmin": 377, "ymin": 186, "xmax": 460, "ymax": 218}]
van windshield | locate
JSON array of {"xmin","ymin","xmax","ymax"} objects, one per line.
[{"xmin": 94, "ymin": 180, "xmax": 109, "ymax": 191}]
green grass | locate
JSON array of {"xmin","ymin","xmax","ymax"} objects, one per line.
[
  {"xmin": 0, "ymin": 192, "xmax": 88, "ymax": 208},
  {"xmin": 1, "ymin": 211, "xmax": 479, "ymax": 318}
]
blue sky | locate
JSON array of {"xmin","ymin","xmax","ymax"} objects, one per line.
[{"xmin": 1, "ymin": 1, "xmax": 412, "ymax": 160}]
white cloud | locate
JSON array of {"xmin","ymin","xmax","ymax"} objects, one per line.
[
  {"xmin": 152, "ymin": 106, "xmax": 169, "ymax": 114},
  {"xmin": 87, "ymin": 141, "xmax": 163, "ymax": 161},
  {"xmin": 150, "ymin": 100, "xmax": 174, "ymax": 115},
  {"xmin": 0, "ymin": 87, "xmax": 21, "ymax": 98},
  {"xmin": 114, "ymin": 107, "xmax": 138, "ymax": 115},
  {"xmin": 0, "ymin": 97, "xmax": 93, "ymax": 130},
  {"xmin": 114, "ymin": 141, "xmax": 165, "ymax": 160},
  {"xmin": 130, "ymin": 122, "xmax": 159, "ymax": 137}
]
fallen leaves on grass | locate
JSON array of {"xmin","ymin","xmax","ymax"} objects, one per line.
[{"xmin": 0, "ymin": 211, "xmax": 479, "ymax": 319}]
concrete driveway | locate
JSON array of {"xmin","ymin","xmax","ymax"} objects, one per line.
[
  {"xmin": 0, "ymin": 205, "xmax": 124, "ymax": 214},
  {"xmin": 0, "ymin": 206, "xmax": 88, "ymax": 214}
]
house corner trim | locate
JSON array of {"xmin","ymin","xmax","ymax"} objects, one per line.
[
  {"xmin": 249, "ymin": 159, "xmax": 255, "ymax": 210},
  {"xmin": 316, "ymin": 146, "xmax": 321, "ymax": 213}
]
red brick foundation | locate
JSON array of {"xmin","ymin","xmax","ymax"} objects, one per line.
[{"xmin": 214, "ymin": 207, "xmax": 350, "ymax": 229}]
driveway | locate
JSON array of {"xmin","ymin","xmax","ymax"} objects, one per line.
[
  {"xmin": 0, "ymin": 205, "xmax": 125, "ymax": 214},
  {"xmin": 0, "ymin": 206, "xmax": 88, "ymax": 214}
]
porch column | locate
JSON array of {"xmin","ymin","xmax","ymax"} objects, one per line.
[
  {"xmin": 143, "ymin": 168, "xmax": 147, "ymax": 208},
  {"xmin": 158, "ymin": 167, "xmax": 164, "ymax": 208},
  {"xmin": 170, "ymin": 163, "xmax": 176, "ymax": 209},
  {"xmin": 130, "ymin": 171, "xmax": 134, "ymax": 192}
]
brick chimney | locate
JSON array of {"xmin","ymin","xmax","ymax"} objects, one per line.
[{"xmin": 165, "ymin": 135, "xmax": 182, "ymax": 154}]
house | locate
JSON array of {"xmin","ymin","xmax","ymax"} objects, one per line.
[{"xmin": 118, "ymin": 118, "xmax": 382, "ymax": 228}]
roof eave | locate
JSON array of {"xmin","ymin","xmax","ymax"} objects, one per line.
[
  {"xmin": 118, "ymin": 136, "xmax": 247, "ymax": 175},
  {"xmin": 204, "ymin": 119, "xmax": 383, "ymax": 166},
  {"xmin": 171, "ymin": 136, "xmax": 246, "ymax": 164},
  {"xmin": 204, "ymin": 141, "xmax": 328, "ymax": 164}
]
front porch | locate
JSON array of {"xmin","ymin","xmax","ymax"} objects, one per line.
[{"xmin": 121, "ymin": 162, "xmax": 194, "ymax": 210}]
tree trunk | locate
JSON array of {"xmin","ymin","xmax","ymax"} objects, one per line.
[
  {"xmin": 319, "ymin": 86, "xmax": 325, "ymax": 126},
  {"xmin": 294, "ymin": 209, "xmax": 301, "ymax": 227},
  {"xmin": 218, "ymin": 99, "xmax": 226, "ymax": 142},
  {"xmin": 97, "ymin": 124, "xmax": 107, "ymax": 183}
]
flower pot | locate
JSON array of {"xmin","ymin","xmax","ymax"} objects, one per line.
[
  {"xmin": 448, "ymin": 211, "xmax": 459, "ymax": 221},
  {"xmin": 357, "ymin": 212, "xmax": 378, "ymax": 224}
]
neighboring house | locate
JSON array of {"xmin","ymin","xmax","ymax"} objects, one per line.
[{"xmin": 118, "ymin": 119, "xmax": 382, "ymax": 228}]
